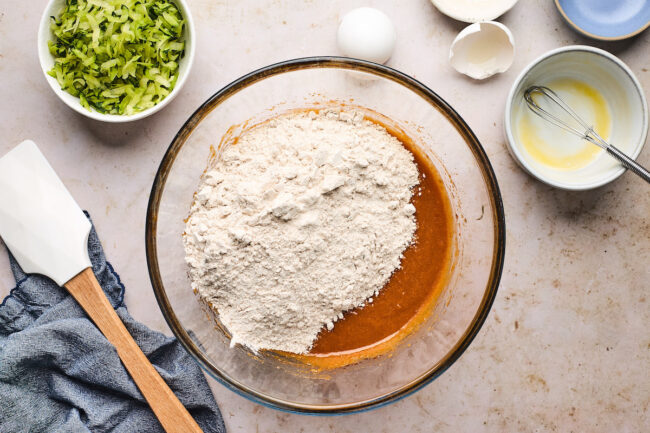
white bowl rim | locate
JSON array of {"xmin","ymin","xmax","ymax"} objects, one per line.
[
  {"xmin": 37, "ymin": 0, "xmax": 196, "ymax": 123},
  {"xmin": 504, "ymin": 45, "xmax": 649, "ymax": 191},
  {"xmin": 431, "ymin": 0, "xmax": 520, "ymax": 23}
]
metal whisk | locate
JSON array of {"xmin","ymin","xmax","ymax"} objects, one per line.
[{"xmin": 524, "ymin": 86, "xmax": 650, "ymax": 183}]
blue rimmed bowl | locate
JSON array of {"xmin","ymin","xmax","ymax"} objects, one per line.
[{"xmin": 555, "ymin": 0, "xmax": 650, "ymax": 41}]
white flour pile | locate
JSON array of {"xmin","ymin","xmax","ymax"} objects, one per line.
[{"xmin": 184, "ymin": 109, "xmax": 419, "ymax": 354}]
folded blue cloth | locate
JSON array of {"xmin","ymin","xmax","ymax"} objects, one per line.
[{"xmin": 0, "ymin": 216, "xmax": 226, "ymax": 433}]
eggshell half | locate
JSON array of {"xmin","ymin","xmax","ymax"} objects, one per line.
[
  {"xmin": 431, "ymin": 0, "xmax": 520, "ymax": 23},
  {"xmin": 449, "ymin": 22, "xmax": 515, "ymax": 80}
]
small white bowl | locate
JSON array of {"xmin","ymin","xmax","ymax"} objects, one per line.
[
  {"xmin": 431, "ymin": 0, "xmax": 520, "ymax": 23},
  {"xmin": 38, "ymin": 0, "xmax": 195, "ymax": 123},
  {"xmin": 504, "ymin": 46, "xmax": 648, "ymax": 190}
]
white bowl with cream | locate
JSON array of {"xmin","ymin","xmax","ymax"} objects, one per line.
[
  {"xmin": 431, "ymin": 0, "xmax": 520, "ymax": 23},
  {"xmin": 504, "ymin": 46, "xmax": 648, "ymax": 190}
]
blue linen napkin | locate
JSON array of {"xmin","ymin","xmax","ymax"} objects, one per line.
[{"xmin": 0, "ymin": 215, "xmax": 226, "ymax": 433}]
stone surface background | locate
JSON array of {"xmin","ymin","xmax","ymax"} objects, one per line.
[{"xmin": 0, "ymin": 0, "xmax": 648, "ymax": 431}]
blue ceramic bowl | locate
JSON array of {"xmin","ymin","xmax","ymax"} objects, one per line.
[{"xmin": 555, "ymin": 0, "xmax": 650, "ymax": 40}]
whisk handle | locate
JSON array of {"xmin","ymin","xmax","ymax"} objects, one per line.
[{"xmin": 606, "ymin": 145, "xmax": 650, "ymax": 184}]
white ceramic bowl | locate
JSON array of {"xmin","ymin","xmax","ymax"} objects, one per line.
[
  {"xmin": 504, "ymin": 46, "xmax": 648, "ymax": 190},
  {"xmin": 431, "ymin": 0, "xmax": 520, "ymax": 23},
  {"xmin": 38, "ymin": 0, "xmax": 195, "ymax": 123}
]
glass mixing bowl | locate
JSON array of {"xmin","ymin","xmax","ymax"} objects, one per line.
[{"xmin": 146, "ymin": 57, "xmax": 505, "ymax": 414}]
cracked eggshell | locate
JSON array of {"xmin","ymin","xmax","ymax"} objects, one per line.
[
  {"xmin": 431, "ymin": 0, "xmax": 520, "ymax": 23},
  {"xmin": 449, "ymin": 21, "xmax": 515, "ymax": 80}
]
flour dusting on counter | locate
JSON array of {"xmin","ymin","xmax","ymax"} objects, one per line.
[{"xmin": 183, "ymin": 110, "xmax": 419, "ymax": 354}]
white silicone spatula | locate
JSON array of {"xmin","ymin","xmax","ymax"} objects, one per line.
[{"xmin": 0, "ymin": 141, "xmax": 203, "ymax": 433}]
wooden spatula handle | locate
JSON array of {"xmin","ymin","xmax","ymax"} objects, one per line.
[{"xmin": 65, "ymin": 268, "xmax": 203, "ymax": 433}]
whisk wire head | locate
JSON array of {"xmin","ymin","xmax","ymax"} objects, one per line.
[
  {"xmin": 521, "ymin": 85, "xmax": 650, "ymax": 184},
  {"xmin": 523, "ymin": 85, "xmax": 608, "ymax": 150}
]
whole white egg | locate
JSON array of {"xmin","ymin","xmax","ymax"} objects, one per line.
[{"xmin": 337, "ymin": 7, "xmax": 397, "ymax": 64}]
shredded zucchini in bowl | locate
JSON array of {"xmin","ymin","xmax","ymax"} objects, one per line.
[{"xmin": 47, "ymin": 0, "xmax": 186, "ymax": 115}]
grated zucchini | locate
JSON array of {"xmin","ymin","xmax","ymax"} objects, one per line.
[{"xmin": 47, "ymin": 0, "xmax": 186, "ymax": 115}]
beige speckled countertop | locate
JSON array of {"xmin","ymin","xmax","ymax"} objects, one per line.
[{"xmin": 0, "ymin": 0, "xmax": 648, "ymax": 431}]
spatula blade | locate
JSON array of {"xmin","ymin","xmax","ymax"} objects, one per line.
[{"xmin": 0, "ymin": 140, "xmax": 91, "ymax": 286}]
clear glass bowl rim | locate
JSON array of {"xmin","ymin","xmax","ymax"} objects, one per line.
[{"xmin": 145, "ymin": 56, "xmax": 506, "ymax": 415}]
